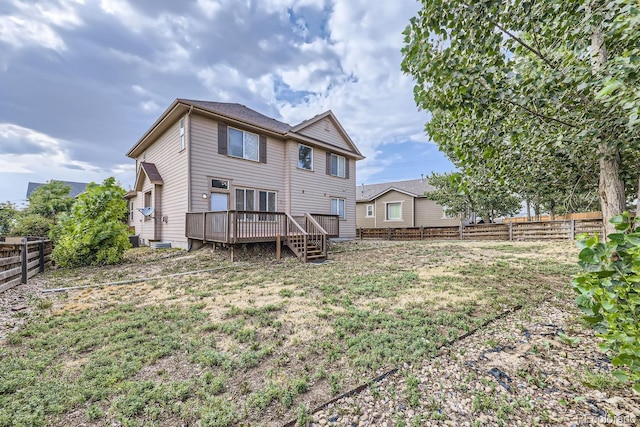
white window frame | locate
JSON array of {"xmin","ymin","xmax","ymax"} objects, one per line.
[
  {"xmin": 385, "ymin": 202, "xmax": 402, "ymax": 221},
  {"xmin": 298, "ymin": 144, "xmax": 313, "ymax": 171},
  {"xmin": 228, "ymin": 127, "xmax": 259, "ymax": 162},
  {"xmin": 331, "ymin": 198, "xmax": 346, "ymax": 220},
  {"xmin": 330, "ymin": 154, "xmax": 345, "ymax": 178},
  {"xmin": 235, "ymin": 188, "xmax": 255, "ymax": 220},
  {"xmin": 366, "ymin": 204, "xmax": 374, "ymax": 218},
  {"xmin": 179, "ymin": 118, "xmax": 185, "ymax": 151},
  {"xmin": 258, "ymin": 190, "xmax": 277, "ymax": 221}
]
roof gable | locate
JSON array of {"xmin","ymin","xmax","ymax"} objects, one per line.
[
  {"xmin": 289, "ymin": 111, "xmax": 363, "ymax": 158},
  {"xmin": 134, "ymin": 162, "xmax": 163, "ymax": 191},
  {"xmin": 357, "ymin": 178, "xmax": 435, "ymax": 202}
]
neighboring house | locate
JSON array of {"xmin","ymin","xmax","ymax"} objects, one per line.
[
  {"xmin": 26, "ymin": 181, "xmax": 90, "ymax": 199},
  {"xmin": 126, "ymin": 99, "xmax": 364, "ymax": 260},
  {"xmin": 356, "ymin": 178, "xmax": 460, "ymax": 228}
]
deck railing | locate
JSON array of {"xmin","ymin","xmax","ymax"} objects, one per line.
[
  {"xmin": 310, "ymin": 214, "xmax": 339, "ymax": 237},
  {"xmin": 187, "ymin": 211, "xmax": 292, "ymax": 244}
]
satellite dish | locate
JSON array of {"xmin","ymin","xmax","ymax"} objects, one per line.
[{"xmin": 138, "ymin": 207, "xmax": 155, "ymax": 217}]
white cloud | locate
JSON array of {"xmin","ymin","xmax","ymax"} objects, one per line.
[{"xmin": 0, "ymin": 0, "xmax": 84, "ymax": 51}]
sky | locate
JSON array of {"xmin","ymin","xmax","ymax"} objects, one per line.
[{"xmin": 0, "ymin": 0, "xmax": 455, "ymax": 207}]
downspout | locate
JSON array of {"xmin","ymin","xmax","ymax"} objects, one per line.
[{"xmin": 187, "ymin": 105, "xmax": 194, "ymax": 212}]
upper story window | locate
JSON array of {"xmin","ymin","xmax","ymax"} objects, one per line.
[
  {"xmin": 229, "ymin": 127, "xmax": 259, "ymax": 161},
  {"xmin": 330, "ymin": 154, "xmax": 345, "ymax": 178},
  {"xmin": 366, "ymin": 204, "xmax": 374, "ymax": 217},
  {"xmin": 298, "ymin": 144, "xmax": 313, "ymax": 170},
  {"xmin": 179, "ymin": 118, "xmax": 185, "ymax": 151}
]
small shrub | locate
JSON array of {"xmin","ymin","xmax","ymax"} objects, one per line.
[
  {"xmin": 51, "ymin": 177, "xmax": 130, "ymax": 267},
  {"xmin": 573, "ymin": 212, "xmax": 640, "ymax": 393}
]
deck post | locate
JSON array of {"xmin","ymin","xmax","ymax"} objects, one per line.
[
  {"xmin": 276, "ymin": 234, "xmax": 281, "ymax": 260},
  {"xmin": 202, "ymin": 212, "xmax": 206, "ymax": 241},
  {"xmin": 21, "ymin": 239, "xmax": 28, "ymax": 284},
  {"xmin": 39, "ymin": 240, "xmax": 45, "ymax": 273},
  {"xmin": 230, "ymin": 245, "xmax": 235, "ymax": 263}
]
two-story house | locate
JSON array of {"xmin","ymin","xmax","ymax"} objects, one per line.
[{"xmin": 126, "ymin": 99, "xmax": 363, "ymax": 261}]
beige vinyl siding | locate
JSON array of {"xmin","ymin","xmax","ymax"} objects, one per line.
[
  {"xmin": 132, "ymin": 119, "xmax": 189, "ymax": 248},
  {"xmin": 356, "ymin": 202, "xmax": 376, "ymax": 228},
  {"xmin": 190, "ymin": 113, "xmax": 287, "ymax": 215},
  {"xmin": 414, "ymin": 198, "xmax": 461, "ymax": 227},
  {"xmin": 287, "ymin": 141, "xmax": 356, "ymax": 238},
  {"xmin": 375, "ymin": 191, "xmax": 413, "ymax": 226},
  {"xmin": 297, "ymin": 119, "xmax": 352, "ymax": 152}
]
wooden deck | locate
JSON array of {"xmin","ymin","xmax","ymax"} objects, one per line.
[{"xmin": 185, "ymin": 211, "xmax": 339, "ymax": 262}]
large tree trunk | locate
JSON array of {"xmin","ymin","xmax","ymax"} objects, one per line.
[{"xmin": 598, "ymin": 143, "xmax": 626, "ymax": 235}]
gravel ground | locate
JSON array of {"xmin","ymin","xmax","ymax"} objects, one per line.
[
  {"xmin": 0, "ymin": 280, "xmax": 43, "ymax": 342},
  {"xmin": 309, "ymin": 297, "xmax": 639, "ymax": 427}
]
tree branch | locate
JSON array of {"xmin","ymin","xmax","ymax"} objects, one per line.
[{"xmin": 501, "ymin": 98, "xmax": 579, "ymax": 128}]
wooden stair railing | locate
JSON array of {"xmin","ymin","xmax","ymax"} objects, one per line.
[
  {"xmin": 284, "ymin": 214, "xmax": 308, "ymax": 262},
  {"xmin": 303, "ymin": 213, "xmax": 328, "ymax": 261}
]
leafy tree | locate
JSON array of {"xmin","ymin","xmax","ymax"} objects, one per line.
[
  {"xmin": 10, "ymin": 214, "xmax": 53, "ymax": 238},
  {"xmin": 402, "ymin": 0, "xmax": 640, "ymax": 234},
  {"xmin": 51, "ymin": 177, "xmax": 130, "ymax": 267},
  {"xmin": 573, "ymin": 213, "xmax": 640, "ymax": 393},
  {"xmin": 0, "ymin": 202, "xmax": 19, "ymax": 236},
  {"xmin": 28, "ymin": 180, "xmax": 74, "ymax": 221},
  {"xmin": 427, "ymin": 172, "xmax": 521, "ymax": 223}
]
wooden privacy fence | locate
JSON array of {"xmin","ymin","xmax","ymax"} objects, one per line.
[
  {"xmin": 358, "ymin": 219, "xmax": 605, "ymax": 242},
  {"xmin": 0, "ymin": 239, "xmax": 53, "ymax": 293}
]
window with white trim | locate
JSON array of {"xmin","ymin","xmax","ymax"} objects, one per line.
[
  {"xmin": 298, "ymin": 144, "xmax": 313, "ymax": 170},
  {"xmin": 366, "ymin": 204, "xmax": 374, "ymax": 217},
  {"xmin": 330, "ymin": 154, "xmax": 345, "ymax": 178},
  {"xmin": 179, "ymin": 118, "xmax": 185, "ymax": 151},
  {"xmin": 385, "ymin": 202, "xmax": 401, "ymax": 220},
  {"xmin": 331, "ymin": 198, "xmax": 346, "ymax": 219},
  {"xmin": 229, "ymin": 127, "xmax": 259, "ymax": 161}
]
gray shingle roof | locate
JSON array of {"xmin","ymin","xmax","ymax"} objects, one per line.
[
  {"xmin": 179, "ymin": 99, "xmax": 292, "ymax": 134},
  {"xmin": 356, "ymin": 178, "xmax": 436, "ymax": 202},
  {"xmin": 26, "ymin": 181, "xmax": 90, "ymax": 199}
]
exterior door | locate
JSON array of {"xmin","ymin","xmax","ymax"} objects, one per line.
[{"xmin": 210, "ymin": 193, "xmax": 228, "ymax": 211}]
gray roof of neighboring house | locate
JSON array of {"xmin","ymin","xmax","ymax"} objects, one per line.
[
  {"xmin": 179, "ymin": 99, "xmax": 292, "ymax": 134},
  {"xmin": 356, "ymin": 178, "xmax": 436, "ymax": 202},
  {"xmin": 26, "ymin": 181, "xmax": 90, "ymax": 199}
]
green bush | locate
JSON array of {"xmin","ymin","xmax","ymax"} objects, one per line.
[
  {"xmin": 10, "ymin": 214, "xmax": 53, "ymax": 237},
  {"xmin": 573, "ymin": 212, "xmax": 640, "ymax": 393},
  {"xmin": 51, "ymin": 177, "xmax": 130, "ymax": 267}
]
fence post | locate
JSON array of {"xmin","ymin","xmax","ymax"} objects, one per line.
[
  {"xmin": 570, "ymin": 219, "xmax": 575, "ymax": 240},
  {"xmin": 39, "ymin": 240, "xmax": 45, "ymax": 273},
  {"xmin": 21, "ymin": 239, "xmax": 28, "ymax": 284},
  {"xmin": 420, "ymin": 226, "xmax": 424, "ymax": 240},
  {"xmin": 387, "ymin": 227, "xmax": 392, "ymax": 241},
  {"xmin": 509, "ymin": 222, "xmax": 513, "ymax": 241},
  {"xmin": 459, "ymin": 223, "xmax": 463, "ymax": 241},
  {"xmin": 359, "ymin": 228, "xmax": 363, "ymax": 240}
]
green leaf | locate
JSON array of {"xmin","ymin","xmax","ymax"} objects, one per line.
[
  {"xmin": 624, "ymin": 233, "xmax": 640, "ymax": 246},
  {"xmin": 578, "ymin": 248, "xmax": 598, "ymax": 264},
  {"xmin": 611, "ymin": 370, "xmax": 629, "ymax": 383}
]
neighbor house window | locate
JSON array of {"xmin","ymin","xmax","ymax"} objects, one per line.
[
  {"xmin": 298, "ymin": 144, "xmax": 313, "ymax": 170},
  {"xmin": 331, "ymin": 198, "xmax": 346, "ymax": 220},
  {"xmin": 366, "ymin": 204, "xmax": 374, "ymax": 217},
  {"xmin": 179, "ymin": 118, "xmax": 185, "ymax": 151},
  {"xmin": 229, "ymin": 127, "xmax": 259, "ymax": 161},
  {"xmin": 129, "ymin": 202, "xmax": 134, "ymax": 221},
  {"xmin": 385, "ymin": 202, "xmax": 401, "ymax": 220},
  {"xmin": 330, "ymin": 154, "xmax": 345, "ymax": 178}
]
